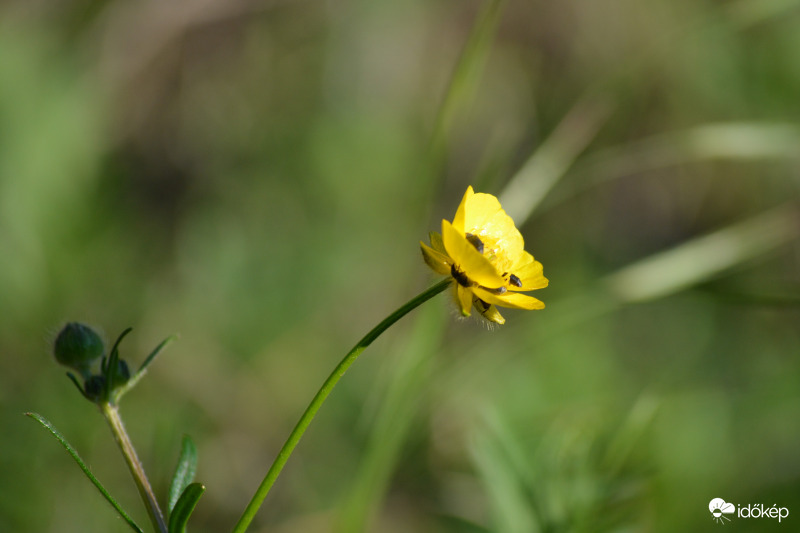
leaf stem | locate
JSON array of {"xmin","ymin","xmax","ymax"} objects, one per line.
[
  {"xmin": 231, "ymin": 278, "xmax": 453, "ymax": 533},
  {"xmin": 101, "ymin": 402, "xmax": 168, "ymax": 533}
]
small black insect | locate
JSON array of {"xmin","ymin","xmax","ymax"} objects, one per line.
[
  {"xmin": 450, "ymin": 264, "xmax": 472, "ymax": 287},
  {"xmin": 465, "ymin": 233, "xmax": 484, "ymax": 254},
  {"xmin": 509, "ymin": 274, "xmax": 522, "ymax": 287}
]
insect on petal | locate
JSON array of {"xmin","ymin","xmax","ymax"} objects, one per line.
[
  {"xmin": 441, "ymin": 220, "xmax": 505, "ymax": 289},
  {"xmin": 511, "ymin": 253, "xmax": 548, "ymax": 290}
]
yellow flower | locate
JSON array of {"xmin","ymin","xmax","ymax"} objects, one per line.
[{"xmin": 420, "ymin": 186, "xmax": 548, "ymax": 324}]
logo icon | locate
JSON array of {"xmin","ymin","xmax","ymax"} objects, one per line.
[{"xmin": 709, "ymin": 498, "xmax": 735, "ymax": 524}]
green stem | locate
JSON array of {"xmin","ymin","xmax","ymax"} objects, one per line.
[
  {"xmin": 232, "ymin": 278, "xmax": 453, "ymax": 533},
  {"xmin": 101, "ymin": 402, "xmax": 168, "ymax": 533}
]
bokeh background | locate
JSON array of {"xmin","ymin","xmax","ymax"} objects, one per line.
[{"xmin": 2, "ymin": 0, "xmax": 799, "ymax": 531}]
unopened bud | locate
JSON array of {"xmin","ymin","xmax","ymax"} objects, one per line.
[
  {"xmin": 54, "ymin": 323, "xmax": 104, "ymax": 376},
  {"xmin": 83, "ymin": 375, "xmax": 106, "ymax": 402}
]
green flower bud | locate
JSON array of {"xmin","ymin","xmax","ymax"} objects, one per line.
[
  {"xmin": 54, "ymin": 323, "xmax": 104, "ymax": 376},
  {"xmin": 111, "ymin": 359, "xmax": 131, "ymax": 388},
  {"xmin": 83, "ymin": 374, "xmax": 106, "ymax": 402}
]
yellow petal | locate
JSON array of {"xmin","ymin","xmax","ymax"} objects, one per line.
[
  {"xmin": 456, "ymin": 284, "xmax": 472, "ymax": 316},
  {"xmin": 441, "ymin": 219, "xmax": 505, "ymax": 289},
  {"xmin": 473, "ymin": 297, "xmax": 505, "ymax": 324},
  {"xmin": 472, "ymin": 287, "xmax": 545, "ymax": 310},
  {"xmin": 452, "ymin": 186, "xmax": 473, "ymax": 234},
  {"xmin": 463, "ymin": 191, "xmax": 502, "ymax": 231},
  {"xmin": 429, "ymin": 231, "xmax": 447, "ymax": 254},
  {"xmin": 510, "ymin": 253, "xmax": 548, "ymax": 290},
  {"xmin": 420, "ymin": 242, "xmax": 451, "ymax": 275},
  {"xmin": 512, "ymin": 250, "xmax": 531, "ymax": 268},
  {"xmin": 464, "ymin": 192, "xmax": 524, "ymax": 265}
]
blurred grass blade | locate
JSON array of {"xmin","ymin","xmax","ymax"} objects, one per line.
[
  {"xmin": 603, "ymin": 392, "xmax": 660, "ymax": 475},
  {"xmin": 477, "ymin": 405, "xmax": 537, "ymax": 489},
  {"xmin": 726, "ymin": 0, "xmax": 800, "ymax": 27},
  {"xmin": 499, "ymin": 96, "xmax": 610, "ymax": 224},
  {"xmin": 25, "ymin": 412, "xmax": 144, "ymax": 533},
  {"xmin": 604, "ymin": 205, "xmax": 799, "ymax": 303},
  {"xmin": 167, "ymin": 483, "xmax": 205, "ymax": 533},
  {"xmin": 686, "ymin": 123, "xmax": 800, "ymax": 159},
  {"xmin": 168, "ymin": 435, "xmax": 198, "ymax": 514},
  {"xmin": 567, "ymin": 123, "xmax": 800, "ymax": 199},
  {"xmin": 430, "ymin": 0, "xmax": 507, "ymax": 159},
  {"xmin": 335, "ymin": 305, "xmax": 445, "ymax": 532},
  {"xmin": 470, "ymin": 426, "xmax": 539, "ymax": 533}
]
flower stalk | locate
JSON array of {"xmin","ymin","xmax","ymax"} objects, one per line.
[
  {"xmin": 100, "ymin": 402, "xmax": 167, "ymax": 533},
  {"xmin": 232, "ymin": 278, "xmax": 452, "ymax": 533}
]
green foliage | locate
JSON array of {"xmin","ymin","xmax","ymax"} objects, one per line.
[
  {"xmin": 4, "ymin": 0, "xmax": 800, "ymax": 531},
  {"xmin": 168, "ymin": 484, "xmax": 205, "ymax": 533},
  {"xmin": 168, "ymin": 436, "xmax": 198, "ymax": 515},
  {"xmin": 55, "ymin": 326, "xmax": 175, "ymax": 406}
]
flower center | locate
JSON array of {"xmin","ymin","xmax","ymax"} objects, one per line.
[
  {"xmin": 466, "ymin": 229, "xmax": 515, "ymax": 274},
  {"xmin": 463, "ymin": 230, "xmax": 525, "ymax": 291}
]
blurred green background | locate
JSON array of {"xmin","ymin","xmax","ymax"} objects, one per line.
[{"xmin": 2, "ymin": 0, "xmax": 799, "ymax": 531}]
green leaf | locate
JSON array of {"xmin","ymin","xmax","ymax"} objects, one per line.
[
  {"xmin": 104, "ymin": 327, "xmax": 132, "ymax": 400},
  {"xmin": 138, "ymin": 334, "xmax": 179, "ymax": 375},
  {"xmin": 168, "ymin": 483, "xmax": 205, "ymax": 533},
  {"xmin": 65, "ymin": 372, "xmax": 89, "ymax": 400},
  {"xmin": 168, "ymin": 435, "xmax": 198, "ymax": 513},
  {"xmin": 25, "ymin": 412, "xmax": 144, "ymax": 533},
  {"xmin": 114, "ymin": 334, "xmax": 178, "ymax": 402}
]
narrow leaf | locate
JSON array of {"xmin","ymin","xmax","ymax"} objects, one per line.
[
  {"xmin": 168, "ymin": 435, "xmax": 198, "ymax": 513},
  {"xmin": 65, "ymin": 372, "xmax": 90, "ymax": 400},
  {"xmin": 25, "ymin": 412, "xmax": 144, "ymax": 533},
  {"xmin": 138, "ymin": 334, "xmax": 178, "ymax": 375},
  {"xmin": 114, "ymin": 334, "xmax": 178, "ymax": 402},
  {"xmin": 168, "ymin": 483, "xmax": 205, "ymax": 533},
  {"xmin": 105, "ymin": 327, "xmax": 132, "ymax": 400}
]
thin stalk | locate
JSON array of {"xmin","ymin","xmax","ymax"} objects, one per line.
[
  {"xmin": 101, "ymin": 402, "xmax": 168, "ymax": 533},
  {"xmin": 232, "ymin": 278, "xmax": 453, "ymax": 533}
]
